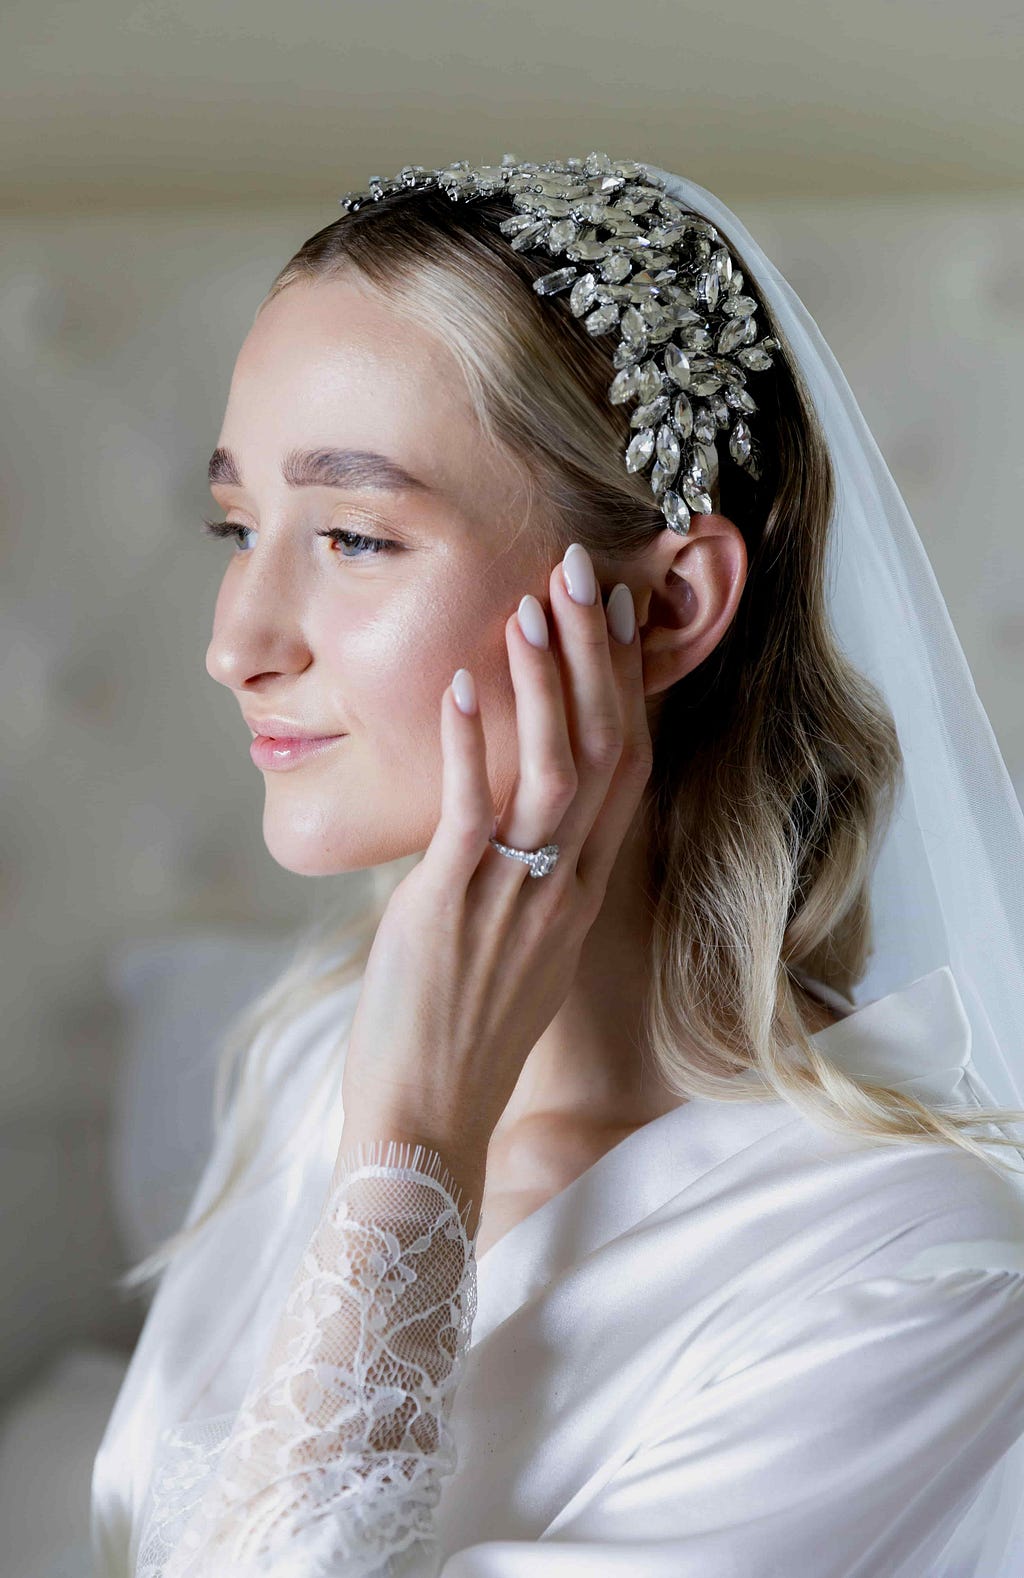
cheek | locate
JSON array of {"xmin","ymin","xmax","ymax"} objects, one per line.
[{"xmin": 324, "ymin": 584, "xmax": 521, "ymax": 773}]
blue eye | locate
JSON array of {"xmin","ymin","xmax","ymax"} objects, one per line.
[{"xmin": 202, "ymin": 521, "xmax": 396, "ymax": 559}]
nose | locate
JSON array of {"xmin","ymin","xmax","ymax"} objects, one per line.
[{"xmin": 205, "ymin": 550, "xmax": 315, "ymax": 693}]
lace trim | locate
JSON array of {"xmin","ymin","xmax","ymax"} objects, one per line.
[{"xmin": 136, "ymin": 1141, "xmax": 479, "ymax": 1578}]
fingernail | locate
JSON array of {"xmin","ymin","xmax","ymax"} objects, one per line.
[
  {"xmin": 517, "ymin": 593, "xmax": 549, "ymax": 649},
  {"xmin": 607, "ymin": 583, "xmax": 636, "ymax": 644},
  {"xmin": 563, "ymin": 542, "xmax": 597, "ymax": 606},
  {"xmin": 452, "ymin": 668, "xmax": 477, "ymax": 715}
]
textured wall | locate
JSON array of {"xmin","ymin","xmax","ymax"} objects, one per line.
[{"xmin": 3, "ymin": 192, "xmax": 1023, "ymax": 1398}]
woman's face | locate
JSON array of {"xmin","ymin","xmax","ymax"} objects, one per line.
[{"xmin": 205, "ymin": 273, "xmax": 568, "ymax": 877}]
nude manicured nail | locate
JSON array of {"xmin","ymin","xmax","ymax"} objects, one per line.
[
  {"xmin": 518, "ymin": 593, "xmax": 550, "ymax": 649},
  {"xmin": 607, "ymin": 583, "xmax": 636, "ymax": 644},
  {"xmin": 563, "ymin": 543, "xmax": 597, "ymax": 605},
  {"xmin": 452, "ymin": 668, "xmax": 477, "ymax": 715}
]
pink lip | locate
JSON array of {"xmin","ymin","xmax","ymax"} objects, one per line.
[{"xmin": 249, "ymin": 734, "xmax": 346, "ymax": 770}]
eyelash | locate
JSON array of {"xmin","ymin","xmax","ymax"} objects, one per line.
[{"xmin": 202, "ymin": 520, "xmax": 396, "ymax": 559}]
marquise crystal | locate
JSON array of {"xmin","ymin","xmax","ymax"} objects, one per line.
[{"xmin": 339, "ymin": 151, "xmax": 779, "ymax": 534}]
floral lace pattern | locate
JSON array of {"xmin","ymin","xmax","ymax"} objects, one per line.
[{"xmin": 135, "ymin": 1140, "xmax": 479, "ymax": 1578}]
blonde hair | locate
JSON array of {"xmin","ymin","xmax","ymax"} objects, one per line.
[{"xmin": 117, "ymin": 184, "xmax": 1024, "ymax": 1295}]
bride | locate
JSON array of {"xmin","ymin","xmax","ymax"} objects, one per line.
[{"xmin": 91, "ymin": 154, "xmax": 1024, "ymax": 1577}]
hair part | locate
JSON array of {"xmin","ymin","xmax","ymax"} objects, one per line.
[{"xmin": 116, "ymin": 184, "xmax": 1024, "ymax": 1296}]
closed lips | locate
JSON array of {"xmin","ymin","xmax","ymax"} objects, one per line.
[{"xmin": 244, "ymin": 717, "xmax": 344, "ymax": 739}]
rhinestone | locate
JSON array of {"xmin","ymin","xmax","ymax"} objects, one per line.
[
  {"xmin": 656, "ymin": 423, "xmax": 681, "ymax": 475},
  {"xmin": 695, "ymin": 269, "xmax": 720, "ymax": 311},
  {"xmin": 661, "ymin": 491, "xmax": 691, "ymax": 533},
  {"xmin": 640, "ymin": 296, "xmax": 672, "ymax": 329},
  {"xmin": 729, "ymin": 420, "xmax": 752, "ymax": 464},
  {"xmin": 663, "ymin": 344, "xmax": 692, "ymax": 389},
  {"xmin": 650, "ymin": 459, "xmax": 673, "ymax": 496},
  {"xmin": 584, "ymin": 301, "xmax": 620, "ymax": 335},
  {"xmin": 621, "ymin": 305, "xmax": 649, "ymax": 347},
  {"xmin": 533, "ymin": 266, "xmax": 577, "ymax": 296},
  {"xmin": 612, "ymin": 341, "xmax": 642, "ymax": 370},
  {"xmin": 724, "ymin": 383, "xmax": 757, "ymax": 413},
  {"xmin": 682, "ymin": 478, "xmax": 714, "ymax": 513},
  {"xmin": 711, "ymin": 394, "xmax": 731, "ymax": 428},
  {"xmin": 695, "ymin": 441, "xmax": 719, "ymax": 485},
  {"xmin": 536, "ymin": 197, "xmax": 575, "ymax": 218},
  {"xmin": 636, "ymin": 359, "xmax": 665, "ymax": 402},
  {"xmin": 717, "ymin": 316, "xmax": 752, "ymax": 355},
  {"xmin": 536, "ymin": 175, "xmax": 585, "ymax": 197},
  {"xmin": 569, "ymin": 273, "xmax": 598, "ymax": 315},
  {"xmin": 647, "ymin": 319, "xmax": 677, "ymax": 346},
  {"xmin": 647, "ymin": 225, "xmax": 687, "ymax": 248},
  {"xmin": 599, "ymin": 251, "xmax": 633, "ymax": 283},
  {"xmin": 736, "ymin": 343, "xmax": 774, "ymax": 371},
  {"xmin": 631, "ymin": 395, "xmax": 670, "ymax": 428},
  {"xmin": 500, "ymin": 213, "xmax": 544, "ymax": 237},
  {"xmin": 546, "ymin": 219, "xmax": 580, "ymax": 251},
  {"xmin": 720, "ymin": 294, "xmax": 757, "ymax": 319},
  {"xmin": 625, "ymin": 429, "xmax": 656, "ymax": 472},
  {"xmin": 673, "ymin": 393, "xmax": 694, "ymax": 436},
  {"xmin": 609, "ymin": 365, "xmax": 641, "ymax": 404},
  {"xmin": 528, "ymin": 844, "xmax": 560, "ymax": 877},
  {"xmin": 510, "ymin": 220, "xmax": 549, "ymax": 252},
  {"xmin": 689, "ymin": 370, "xmax": 724, "ymax": 396},
  {"xmin": 566, "ymin": 238, "xmax": 616, "ymax": 261},
  {"xmin": 597, "ymin": 203, "xmax": 637, "ymax": 227},
  {"xmin": 693, "ymin": 403, "xmax": 717, "ymax": 443}
]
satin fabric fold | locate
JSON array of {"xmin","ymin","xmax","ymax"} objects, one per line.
[{"xmin": 91, "ymin": 963, "xmax": 1024, "ymax": 1577}]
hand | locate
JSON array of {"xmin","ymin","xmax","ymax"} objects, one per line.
[{"xmin": 337, "ymin": 542, "xmax": 653, "ymax": 1218}]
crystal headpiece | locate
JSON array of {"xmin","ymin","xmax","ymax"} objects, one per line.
[{"xmin": 339, "ymin": 151, "xmax": 781, "ymax": 536}]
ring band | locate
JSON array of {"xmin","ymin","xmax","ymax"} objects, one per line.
[{"xmin": 488, "ymin": 836, "xmax": 561, "ymax": 878}]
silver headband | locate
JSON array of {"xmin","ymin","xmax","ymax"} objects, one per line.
[{"xmin": 338, "ymin": 151, "xmax": 780, "ymax": 536}]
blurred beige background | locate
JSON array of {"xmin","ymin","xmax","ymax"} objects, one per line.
[{"xmin": 2, "ymin": 2, "xmax": 1023, "ymax": 1571}]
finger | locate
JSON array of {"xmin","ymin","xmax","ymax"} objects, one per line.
[
  {"xmin": 574, "ymin": 581, "xmax": 655, "ymax": 897},
  {"xmin": 418, "ymin": 668, "xmax": 495, "ymax": 891},
  {"xmin": 537, "ymin": 545, "xmax": 627, "ymax": 856},
  {"xmin": 478, "ymin": 596, "xmax": 577, "ymax": 887}
]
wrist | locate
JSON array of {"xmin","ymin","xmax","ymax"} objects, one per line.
[{"xmin": 333, "ymin": 1118, "xmax": 487, "ymax": 1237}]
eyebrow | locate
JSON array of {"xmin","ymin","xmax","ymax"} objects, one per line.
[{"xmin": 207, "ymin": 446, "xmax": 435, "ymax": 495}]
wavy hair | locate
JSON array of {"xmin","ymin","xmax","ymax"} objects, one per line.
[{"xmin": 117, "ymin": 181, "xmax": 1024, "ymax": 1295}]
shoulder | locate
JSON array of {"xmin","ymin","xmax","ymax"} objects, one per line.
[{"xmin": 780, "ymin": 1112, "xmax": 1024, "ymax": 1283}]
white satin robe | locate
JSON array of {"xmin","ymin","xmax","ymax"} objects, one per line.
[{"xmin": 90, "ymin": 963, "xmax": 1024, "ymax": 1577}]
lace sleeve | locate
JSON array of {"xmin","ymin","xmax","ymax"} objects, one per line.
[{"xmin": 139, "ymin": 1139, "xmax": 479, "ymax": 1578}]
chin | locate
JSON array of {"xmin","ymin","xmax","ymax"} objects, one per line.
[{"xmin": 259, "ymin": 812, "xmax": 425, "ymax": 878}]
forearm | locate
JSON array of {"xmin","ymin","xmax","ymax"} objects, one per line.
[{"xmin": 158, "ymin": 1132, "xmax": 482, "ymax": 1578}]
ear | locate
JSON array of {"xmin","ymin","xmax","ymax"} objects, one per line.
[{"xmin": 632, "ymin": 512, "xmax": 748, "ymax": 699}]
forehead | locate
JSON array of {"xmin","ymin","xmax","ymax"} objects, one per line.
[{"xmin": 222, "ymin": 275, "xmax": 485, "ymax": 503}]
